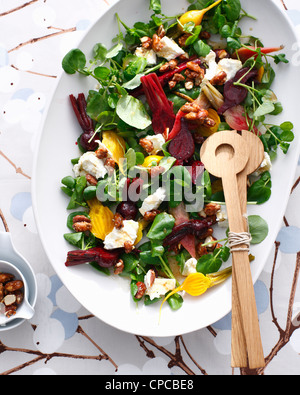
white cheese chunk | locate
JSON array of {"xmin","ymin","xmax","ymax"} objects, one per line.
[
  {"xmin": 139, "ymin": 187, "xmax": 166, "ymax": 216},
  {"xmin": 144, "ymin": 134, "xmax": 166, "ymax": 155},
  {"xmin": 252, "ymin": 152, "xmax": 272, "ymax": 176},
  {"xmin": 135, "ymin": 47, "xmax": 157, "ymax": 65},
  {"xmin": 145, "ymin": 277, "xmax": 176, "ymax": 300},
  {"xmin": 204, "ymin": 51, "xmax": 242, "ymax": 82},
  {"xmin": 216, "ymin": 209, "xmax": 229, "ymax": 228},
  {"xmin": 104, "ymin": 220, "xmax": 139, "ymax": 250},
  {"xmin": 218, "ymin": 58, "xmax": 243, "ymax": 81},
  {"xmin": 182, "ymin": 258, "xmax": 198, "ymax": 277},
  {"xmin": 156, "ymin": 36, "xmax": 185, "ymax": 61},
  {"xmin": 73, "ymin": 151, "xmax": 108, "ymax": 179}
]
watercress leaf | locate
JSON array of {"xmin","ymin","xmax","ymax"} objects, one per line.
[
  {"xmin": 248, "ymin": 215, "xmax": 269, "ymax": 244},
  {"xmin": 216, "ymin": 245, "xmax": 230, "ymax": 262},
  {"xmin": 62, "ymin": 49, "xmax": 86, "ymax": 74},
  {"xmin": 222, "ymin": 0, "xmax": 241, "ymax": 22},
  {"xmin": 253, "ymin": 101, "xmax": 275, "ymax": 118},
  {"xmin": 61, "ymin": 176, "xmax": 76, "ymax": 189},
  {"xmin": 280, "ymin": 121, "xmax": 294, "ymax": 131},
  {"xmin": 196, "ymin": 254, "xmax": 222, "ymax": 276},
  {"xmin": 226, "ymin": 37, "xmax": 241, "ymax": 50},
  {"xmin": 150, "ymin": 0, "xmax": 161, "ymax": 14},
  {"xmin": 121, "ymin": 252, "xmax": 139, "ymax": 273},
  {"xmin": 116, "ymin": 94, "xmax": 152, "ymax": 129},
  {"xmin": 122, "ymin": 73, "xmax": 143, "ymax": 90},
  {"xmin": 147, "ymin": 212, "xmax": 175, "ymax": 240},
  {"xmin": 106, "ymin": 43, "xmax": 123, "ymax": 59},
  {"xmin": 86, "ymin": 90, "xmax": 111, "ymax": 121},
  {"xmin": 273, "ymin": 53, "xmax": 289, "ymax": 64},
  {"xmin": 94, "ymin": 66, "xmax": 111, "ymax": 81},
  {"xmin": 93, "ymin": 43, "xmax": 108, "ymax": 63},
  {"xmin": 270, "ymin": 102, "xmax": 283, "ymax": 116},
  {"xmin": 193, "ymin": 40, "xmax": 211, "ymax": 57},
  {"xmin": 167, "ymin": 292, "xmax": 183, "ymax": 311},
  {"xmin": 280, "ymin": 130, "xmax": 294, "ymax": 143},
  {"xmin": 89, "ymin": 262, "xmax": 110, "ymax": 276},
  {"xmin": 124, "ymin": 57, "xmax": 147, "ymax": 81},
  {"xmin": 64, "ymin": 232, "xmax": 84, "ymax": 248},
  {"xmin": 247, "ymin": 172, "xmax": 272, "ymax": 204}
]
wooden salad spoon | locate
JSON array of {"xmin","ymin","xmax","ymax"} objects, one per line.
[
  {"xmin": 200, "ymin": 130, "xmax": 265, "ymax": 369},
  {"xmin": 231, "ymin": 130, "xmax": 265, "ymax": 368}
]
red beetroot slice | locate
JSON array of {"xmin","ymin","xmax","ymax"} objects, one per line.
[
  {"xmin": 65, "ymin": 247, "xmax": 120, "ymax": 268},
  {"xmin": 141, "ymin": 73, "xmax": 175, "ymax": 135},
  {"xmin": 168, "ymin": 118, "xmax": 195, "ymax": 162},
  {"xmin": 218, "ymin": 67, "xmax": 258, "ymax": 114},
  {"xmin": 170, "ymin": 203, "xmax": 196, "ymax": 258}
]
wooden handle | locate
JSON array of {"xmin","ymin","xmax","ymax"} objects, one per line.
[
  {"xmin": 200, "ymin": 131, "xmax": 265, "ymax": 369},
  {"xmin": 231, "ymin": 131, "xmax": 265, "ymax": 368}
]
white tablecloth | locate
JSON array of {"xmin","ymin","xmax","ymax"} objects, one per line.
[{"xmin": 0, "ymin": 0, "xmax": 300, "ymax": 376}]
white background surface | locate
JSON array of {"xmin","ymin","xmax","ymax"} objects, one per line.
[{"xmin": 1, "ymin": 0, "xmax": 300, "ymax": 375}]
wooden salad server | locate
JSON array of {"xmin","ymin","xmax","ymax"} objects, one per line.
[
  {"xmin": 200, "ymin": 130, "xmax": 265, "ymax": 369},
  {"xmin": 231, "ymin": 130, "xmax": 265, "ymax": 368}
]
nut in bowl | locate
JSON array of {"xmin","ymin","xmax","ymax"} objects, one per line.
[{"xmin": 0, "ymin": 260, "xmax": 35, "ymax": 326}]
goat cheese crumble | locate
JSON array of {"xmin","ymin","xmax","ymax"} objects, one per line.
[
  {"xmin": 135, "ymin": 47, "xmax": 157, "ymax": 65},
  {"xmin": 204, "ymin": 51, "xmax": 242, "ymax": 82},
  {"xmin": 144, "ymin": 277, "xmax": 176, "ymax": 300},
  {"xmin": 156, "ymin": 36, "xmax": 185, "ymax": 61},
  {"xmin": 144, "ymin": 134, "xmax": 166, "ymax": 155},
  {"xmin": 104, "ymin": 220, "xmax": 139, "ymax": 250},
  {"xmin": 182, "ymin": 258, "xmax": 198, "ymax": 276},
  {"xmin": 139, "ymin": 187, "xmax": 166, "ymax": 216},
  {"xmin": 73, "ymin": 140, "xmax": 113, "ymax": 180}
]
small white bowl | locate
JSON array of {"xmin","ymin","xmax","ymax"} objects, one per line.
[{"xmin": 0, "ymin": 260, "xmax": 35, "ymax": 327}]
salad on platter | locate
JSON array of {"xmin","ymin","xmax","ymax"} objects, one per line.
[{"xmin": 60, "ymin": 0, "xmax": 294, "ymax": 313}]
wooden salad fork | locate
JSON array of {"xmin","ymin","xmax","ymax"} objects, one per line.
[{"xmin": 200, "ymin": 130, "xmax": 265, "ymax": 369}]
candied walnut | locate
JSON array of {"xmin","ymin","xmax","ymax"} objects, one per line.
[
  {"xmin": 159, "ymin": 59, "xmax": 178, "ymax": 73},
  {"xmin": 210, "ymin": 71, "xmax": 227, "ymax": 86},
  {"xmin": 157, "ymin": 25, "xmax": 166, "ymax": 39},
  {"xmin": 0, "ymin": 283, "xmax": 4, "ymax": 301},
  {"xmin": 114, "ymin": 212, "xmax": 124, "ymax": 229},
  {"xmin": 140, "ymin": 36, "xmax": 152, "ymax": 49},
  {"xmin": 200, "ymin": 31, "xmax": 211, "ymax": 40},
  {"xmin": 204, "ymin": 203, "xmax": 221, "ymax": 216},
  {"xmin": 139, "ymin": 138, "xmax": 154, "ymax": 153},
  {"xmin": 105, "ymin": 158, "xmax": 116, "ymax": 170},
  {"xmin": 86, "ymin": 174, "xmax": 98, "ymax": 186},
  {"xmin": 4, "ymin": 280, "xmax": 24, "ymax": 293},
  {"xmin": 143, "ymin": 209, "xmax": 160, "ymax": 222},
  {"xmin": 5, "ymin": 304, "xmax": 17, "ymax": 318},
  {"xmin": 95, "ymin": 147, "xmax": 109, "ymax": 159},
  {"xmin": 135, "ymin": 281, "xmax": 147, "ymax": 299},
  {"xmin": 185, "ymin": 80, "xmax": 194, "ymax": 90},
  {"xmin": 181, "ymin": 103, "xmax": 201, "ymax": 113},
  {"xmin": 186, "ymin": 61, "xmax": 202, "ymax": 74},
  {"xmin": 73, "ymin": 221, "xmax": 92, "ymax": 232},
  {"xmin": 0, "ymin": 273, "xmax": 14, "ymax": 283},
  {"xmin": 114, "ymin": 259, "xmax": 124, "ymax": 275},
  {"xmin": 214, "ymin": 49, "xmax": 229, "ymax": 61},
  {"xmin": 178, "ymin": 33, "xmax": 192, "ymax": 48},
  {"xmin": 169, "ymin": 80, "xmax": 177, "ymax": 90},
  {"xmin": 124, "ymin": 241, "xmax": 134, "ymax": 254},
  {"xmin": 196, "ymin": 243, "xmax": 208, "ymax": 257},
  {"xmin": 152, "ymin": 34, "xmax": 163, "ymax": 52},
  {"xmin": 72, "ymin": 215, "xmax": 92, "ymax": 232}
]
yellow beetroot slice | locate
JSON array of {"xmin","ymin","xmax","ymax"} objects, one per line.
[{"xmin": 88, "ymin": 198, "xmax": 114, "ymax": 240}]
